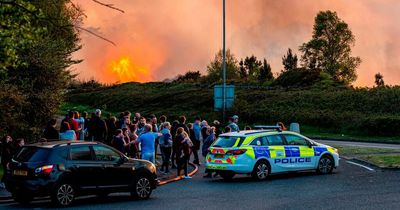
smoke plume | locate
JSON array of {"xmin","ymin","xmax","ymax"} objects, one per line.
[{"xmin": 73, "ymin": 0, "xmax": 400, "ymax": 86}]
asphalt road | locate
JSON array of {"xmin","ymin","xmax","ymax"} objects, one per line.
[{"xmin": 1, "ymin": 160, "xmax": 400, "ymax": 210}]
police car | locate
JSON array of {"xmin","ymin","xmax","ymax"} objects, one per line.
[{"xmin": 205, "ymin": 126, "xmax": 339, "ymax": 180}]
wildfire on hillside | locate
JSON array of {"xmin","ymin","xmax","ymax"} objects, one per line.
[{"xmin": 108, "ymin": 56, "xmax": 152, "ymax": 83}]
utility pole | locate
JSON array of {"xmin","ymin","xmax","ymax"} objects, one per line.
[{"xmin": 222, "ymin": 0, "xmax": 226, "ymax": 122}]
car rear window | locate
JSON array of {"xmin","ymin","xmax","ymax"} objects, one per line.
[
  {"xmin": 14, "ymin": 147, "xmax": 50, "ymax": 162},
  {"xmin": 212, "ymin": 136, "xmax": 244, "ymax": 147}
]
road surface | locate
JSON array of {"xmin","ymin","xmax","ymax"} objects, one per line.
[{"xmin": 1, "ymin": 160, "xmax": 399, "ymax": 210}]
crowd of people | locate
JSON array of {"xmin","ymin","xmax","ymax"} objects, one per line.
[
  {"xmin": 41, "ymin": 109, "xmax": 242, "ymax": 178},
  {"xmin": 1, "ymin": 109, "xmax": 286, "ymax": 180}
]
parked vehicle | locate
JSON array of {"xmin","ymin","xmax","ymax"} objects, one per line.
[
  {"xmin": 5, "ymin": 141, "xmax": 158, "ymax": 206},
  {"xmin": 206, "ymin": 126, "xmax": 339, "ymax": 180}
]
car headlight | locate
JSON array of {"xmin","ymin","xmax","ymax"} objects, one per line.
[{"xmin": 149, "ymin": 163, "xmax": 156, "ymax": 173}]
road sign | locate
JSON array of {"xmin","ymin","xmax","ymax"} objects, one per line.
[{"xmin": 214, "ymin": 85, "xmax": 234, "ymax": 111}]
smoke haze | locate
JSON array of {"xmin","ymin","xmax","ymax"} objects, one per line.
[{"xmin": 73, "ymin": 0, "xmax": 400, "ymax": 86}]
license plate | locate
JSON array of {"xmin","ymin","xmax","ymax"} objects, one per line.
[
  {"xmin": 208, "ymin": 165, "xmax": 227, "ymax": 170},
  {"xmin": 13, "ymin": 170, "xmax": 28, "ymax": 176},
  {"xmin": 214, "ymin": 154, "xmax": 224, "ymax": 158}
]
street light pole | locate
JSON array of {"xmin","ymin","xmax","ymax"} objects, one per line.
[{"xmin": 222, "ymin": 0, "xmax": 226, "ymax": 122}]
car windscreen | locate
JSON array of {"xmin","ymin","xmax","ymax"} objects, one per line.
[
  {"xmin": 212, "ymin": 136, "xmax": 244, "ymax": 147},
  {"xmin": 14, "ymin": 147, "xmax": 51, "ymax": 162}
]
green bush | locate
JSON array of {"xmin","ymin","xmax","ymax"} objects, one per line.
[{"xmin": 66, "ymin": 83, "xmax": 400, "ymax": 137}]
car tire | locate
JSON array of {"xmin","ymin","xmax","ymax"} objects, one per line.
[
  {"xmin": 219, "ymin": 171, "xmax": 235, "ymax": 180},
  {"xmin": 252, "ymin": 160, "xmax": 270, "ymax": 181},
  {"xmin": 12, "ymin": 192, "xmax": 33, "ymax": 205},
  {"xmin": 131, "ymin": 175, "xmax": 153, "ymax": 200},
  {"xmin": 51, "ymin": 183, "xmax": 76, "ymax": 207},
  {"xmin": 317, "ymin": 155, "xmax": 334, "ymax": 174}
]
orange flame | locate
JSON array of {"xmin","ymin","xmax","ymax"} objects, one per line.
[{"xmin": 108, "ymin": 56, "xmax": 152, "ymax": 83}]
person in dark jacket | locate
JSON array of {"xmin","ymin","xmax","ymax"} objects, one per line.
[
  {"xmin": 202, "ymin": 127, "xmax": 216, "ymax": 178},
  {"xmin": 112, "ymin": 129, "xmax": 126, "ymax": 154},
  {"xmin": 1, "ymin": 136, "xmax": 13, "ymax": 182},
  {"xmin": 175, "ymin": 127, "xmax": 193, "ymax": 178},
  {"xmin": 188, "ymin": 123, "xmax": 200, "ymax": 165},
  {"xmin": 106, "ymin": 116, "xmax": 117, "ymax": 145},
  {"xmin": 170, "ymin": 120, "xmax": 179, "ymax": 168},
  {"xmin": 91, "ymin": 109, "xmax": 108, "ymax": 142},
  {"xmin": 43, "ymin": 118, "xmax": 59, "ymax": 140}
]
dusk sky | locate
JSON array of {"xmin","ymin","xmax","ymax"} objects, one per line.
[{"xmin": 73, "ymin": 0, "xmax": 400, "ymax": 86}]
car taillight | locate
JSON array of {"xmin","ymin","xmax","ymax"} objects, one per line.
[
  {"xmin": 35, "ymin": 165, "xmax": 54, "ymax": 175},
  {"xmin": 226, "ymin": 149, "xmax": 247, "ymax": 155}
]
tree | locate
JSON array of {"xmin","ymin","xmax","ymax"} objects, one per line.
[
  {"xmin": 176, "ymin": 70, "xmax": 202, "ymax": 83},
  {"xmin": 206, "ymin": 49, "xmax": 239, "ymax": 83},
  {"xmin": 258, "ymin": 59, "xmax": 273, "ymax": 82},
  {"xmin": 239, "ymin": 59, "xmax": 247, "ymax": 80},
  {"xmin": 300, "ymin": 10, "xmax": 361, "ymax": 84},
  {"xmin": 243, "ymin": 55, "xmax": 262, "ymax": 80},
  {"xmin": 374, "ymin": 73, "xmax": 385, "ymax": 87},
  {"xmin": 0, "ymin": 0, "xmax": 83, "ymax": 139},
  {"xmin": 282, "ymin": 48, "xmax": 298, "ymax": 72}
]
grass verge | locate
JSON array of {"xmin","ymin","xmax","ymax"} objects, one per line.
[
  {"xmin": 328, "ymin": 145, "xmax": 400, "ymax": 168},
  {"xmin": 328, "ymin": 145, "xmax": 400, "ymax": 156},
  {"xmin": 359, "ymin": 156, "xmax": 400, "ymax": 168}
]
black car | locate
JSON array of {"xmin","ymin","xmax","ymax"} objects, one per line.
[{"xmin": 5, "ymin": 141, "xmax": 158, "ymax": 206}]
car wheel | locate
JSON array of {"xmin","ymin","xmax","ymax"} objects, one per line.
[
  {"xmin": 317, "ymin": 155, "xmax": 334, "ymax": 174},
  {"xmin": 252, "ymin": 160, "xmax": 270, "ymax": 181},
  {"xmin": 51, "ymin": 183, "xmax": 75, "ymax": 207},
  {"xmin": 12, "ymin": 192, "xmax": 33, "ymax": 205},
  {"xmin": 131, "ymin": 176, "xmax": 153, "ymax": 199},
  {"xmin": 219, "ymin": 171, "xmax": 235, "ymax": 180}
]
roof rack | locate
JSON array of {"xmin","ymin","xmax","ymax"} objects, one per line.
[{"xmin": 253, "ymin": 125, "xmax": 282, "ymax": 132}]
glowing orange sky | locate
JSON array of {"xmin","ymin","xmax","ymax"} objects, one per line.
[{"xmin": 73, "ymin": 0, "xmax": 400, "ymax": 86}]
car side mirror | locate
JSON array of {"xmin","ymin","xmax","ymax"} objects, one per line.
[{"xmin": 118, "ymin": 156, "xmax": 127, "ymax": 164}]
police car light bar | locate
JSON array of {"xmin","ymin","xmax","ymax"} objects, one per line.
[{"xmin": 253, "ymin": 125, "xmax": 282, "ymax": 132}]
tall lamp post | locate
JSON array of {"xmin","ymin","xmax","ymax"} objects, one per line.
[{"xmin": 222, "ymin": 0, "xmax": 226, "ymax": 121}]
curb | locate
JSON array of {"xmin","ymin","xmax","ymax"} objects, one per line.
[
  {"xmin": 0, "ymin": 163, "xmax": 199, "ymax": 204},
  {"xmin": 341, "ymin": 155, "xmax": 400, "ymax": 170},
  {"xmin": 158, "ymin": 163, "xmax": 199, "ymax": 185}
]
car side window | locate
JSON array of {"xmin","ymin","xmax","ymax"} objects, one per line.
[
  {"xmin": 266, "ymin": 135, "xmax": 284, "ymax": 146},
  {"xmin": 250, "ymin": 137, "xmax": 269, "ymax": 146},
  {"xmin": 284, "ymin": 134, "xmax": 308, "ymax": 146},
  {"xmin": 92, "ymin": 145, "xmax": 121, "ymax": 162},
  {"xmin": 70, "ymin": 146, "xmax": 93, "ymax": 161}
]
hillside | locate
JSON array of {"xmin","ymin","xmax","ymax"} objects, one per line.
[{"xmin": 65, "ymin": 82, "xmax": 400, "ymax": 138}]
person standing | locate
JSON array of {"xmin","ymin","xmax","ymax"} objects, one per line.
[
  {"xmin": 1, "ymin": 136, "xmax": 13, "ymax": 174},
  {"xmin": 170, "ymin": 120, "xmax": 179, "ymax": 169},
  {"xmin": 67, "ymin": 111, "xmax": 79, "ymax": 139},
  {"xmin": 159, "ymin": 115, "xmax": 167, "ymax": 130},
  {"xmin": 150, "ymin": 114, "xmax": 159, "ymax": 160},
  {"xmin": 91, "ymin": 109, "xmax": 108, "ymax": 142},
  {"xmin": 137, "ymin": 124, "xmax": 161, "ymax": 163},
  {"xmin": 106, "ymin": 116, "xmax": 117, "ymax": 145},
  {"xmin": 43, "ymin": 119, "xmax": 59, "ymax": 140},
  {"xmin": 202, "ymin": 127, "xmax": 216, "ymax": 178},
  {"xmin": 189, "ymin": 121, "xmax": 201, "ymax": 165},
  {"xmin": 74, "ymin": 111, "xmax": 85, "ymax": 140},
  {"xmin": 175, "ymin": 127, "xmax": 193, "ymax": 179},
  {"xmin": 228, "ymin": 115, "xmax": 240, "ymax": 132},
  {"xmin": 135, "ymin": 117, "xmax": 146, "ymax": 136},
  {"xmin": 128, "ymin": 124, "xmax": 139, "ymax": 159},
  {"xmin": 13, "ymin": 138, "xmax": 24, "ymax": 154},
  {"xmin": 159, "ymin": 122, "xmax": 172, "ymax": 173},
  {"xmin": 112, "ymin": 129, "xmax": 127, "ymax": 154}
]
